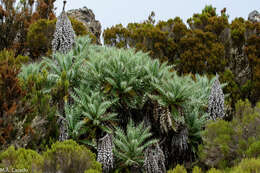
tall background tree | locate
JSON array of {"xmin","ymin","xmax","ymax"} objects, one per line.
[
  {"xmin": 103, "ymin": 5, "xmax": 260, "ymax": 108},
  {"xmin": 0, "ymin": 0, "xmax": 56, "ymax": 55}
]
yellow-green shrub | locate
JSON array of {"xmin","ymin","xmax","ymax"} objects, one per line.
[
  {"xmin": 206, "ymin": 168, "xmax": 222, "ymax": 173},
  {"xmin": 192, "ymin": 166, "xmax": 203, "ymax": 173},
  {"xmin": 84, "ymin": 169, "xmax": 102, "ymax": 173},
  {"xmin": 168, "ymin": 164, "xmax": 187, "ymax": 173},
  {"xmin": 0, "ymin": 49, "xmax": 29, "ymax": 68},
  {"xmin": 42, "ymin": 140, "xmax": 101, "ymax": 173},
  {"xmin": 199, "ymin": 100, "xmax": 260, "ymax": 169},
  {"xmin": 230, "ymin": 158, "xmax": 260, "ymax": 173},
  {"xmin": 69, "ymin": 17, "xmax": 97, "ymax": 44},
  {"xmin": 70, "ymin": 17, "xmax": 88, "ymax": 36},
  {"xmin": 246, "ymin": 140, "xmax": 260, "ymax": 158},
  {"xmin": 27, "ymin": 19, "xmax": 56, "ymax": 58},
  {"xmin": 0, "ymin": 146, "xmax": 43, "ymax": 173}
]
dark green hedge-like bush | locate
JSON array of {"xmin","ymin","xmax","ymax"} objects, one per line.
[
  {"xmin": 27, "ymin": 19, "xmax": 56, "ymax": 58},
  {"xmin": 42, "ymin": 140, "xmax": 102, "ymax": 173}
]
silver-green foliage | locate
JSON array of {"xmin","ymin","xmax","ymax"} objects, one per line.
[
  {"xmin": 42, "ymin": 36, "xmax": 92, "ymax": 89},
  {"xmin": 64, "ymin": 101, "xmax": 86, "ymax": 140},
  {"xmin": 71, "ymin": 88, "xmax": 117, "ymax": 134},
  {"xmin": 42, "ymin": 52, "xmax": 83, "ymax": 88},
  {"xmin": 152, "ymin": 72, "xmax": 194, "ymax": 105},
  {"xmin": 113, "ymin": 120, "xmax": 158, "ymax": 168},
  {"xmin": 18, "ymin": 62, "xmax": 43, "ymax": 81},
  {"xmin": 80, "ymin": 46, "xmax": 173, "ymax": 109}
]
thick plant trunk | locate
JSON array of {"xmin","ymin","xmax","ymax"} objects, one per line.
[{"xmin": 130, "ymin": 166, "xmax": 142, "ymax": 173}]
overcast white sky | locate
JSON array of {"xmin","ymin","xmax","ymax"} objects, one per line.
[{"xmin": 54, "ymin": 0, "xmax": 259, "ymax": 31}]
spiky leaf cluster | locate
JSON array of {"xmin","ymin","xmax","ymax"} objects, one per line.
[
  {"xmin": 71, "ymin": 88, "xmax": 117, "ymax": 134},
  {"xmin": 64, "ymin": 101, "xmax": 86, "ymax": 140},
  {"xmin": 150, "ymin": 73, "xmax": 195, "ymax": 134},
  {"xmin": 18, "ymin": 62, "xmax": 42, "ymax": 81},
  {"xmin": 185, "ymin": 112, "xmax": 206, "ymax": 155},
  {"xmin": 208, "ymin": 76, "xmax": 225, "ymax": 120},
  {"xmin": 97, "ymin": 134, "xmax": 114, "ymax": 172},
  {"xmin": 80, "ymin": 45, "xmax": 174, "ymax": 110},
  {"xmin": 113, "ymin": 120, "xmax": 158, "ymax": 168},
  {"xmin": 42, "ymin": 51, "xmax": 84, "ymax": 88},
  {"xmin": 81, "ymin": 48, "xmax": 151, "ymax": 109},
  {"xmin": 150, "ymin": 72, "xmax": 195, "ymax": 110},
  {"xmin": 52, "ymin": 10, "xmax": 75, "ymax": 54}
]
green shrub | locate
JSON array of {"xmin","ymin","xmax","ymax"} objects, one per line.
[
  {"xmin": 42, "ymin": 140, "xmax": 101, "ymax": 173},
  {"xmin": 219, "ymin": 69, "xmax": 242, "ymax": 107},
  {"xmin": 69, "ymin": 17, "xmax": 88, "ymax": 36},
  {"xmin": 0, "ymin": 146, "xmax": 43, "ymax": 173},
  {"xmin": 0, "ymin": 50, "xmax": 29, "ymax": 68},
  {"xmin": 206, "ymin": 168, "xmax": 222, "ymax": 173},
  {"xmin": 19, "ymin": 66, "xmax": 58, "ymax": 150},
  {"xmin": 84, "ymin": 169, "xmax": 102, "ymax": 173},
  {"xmin": 199, "ymin": 100, "xmax": 260, "ymax": 168},
  {"xmin": 246, "ymin": 140, "xmax": 260, "ymax": 158},
  {"xmin": 69, "ymin": 17, "xmax": 97, "ymax": 43},
  {"xmin": 199, "ymin": 119, "xmax": 235, "ymax": 168},
  {"xmin": 167, "ymin": 164, "xmax": 187, "ymax": 173},
  {"xmin": 230, "ymin": 158, "xmax": 260, "ymax": 173},
  {"xmin": 27, "ymin": 19, "xmax": 56, "ymax": 58},
  {"xmin": 192, "ymin": 166, "xmax": 203, "ymax": 173}
]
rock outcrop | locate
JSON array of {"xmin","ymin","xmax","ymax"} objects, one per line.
[
  {"xmin": 248, "ymin": 10, "xmax": 260, "ymax": 22},
  {"xmin": 67, "ymin": 7, "xmax": 102, "ymax": 44}
]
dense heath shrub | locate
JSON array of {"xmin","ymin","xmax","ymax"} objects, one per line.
[
  {"xmin": 199, "ymin": 100, "xmax": 260, "ymax": 168},
  {"xmin": 0, "ymin": 50, "xmax": 32, "ymax": 149},
  {"xmin": 0, "ymin": 146, "xmax": 43, "ymax": 173},
  {"xmin": 206, "ymin": 168, "xmax": 223, "ymax": 173},
  {"xmin": 245, "ymin": 140, "xmax": 260, "ymax": 158},
  {"xmin": 42, "ymin": 140, "xmax": 102, "ymax": 173},
  {"xmin": 229, "ymin": 158, "xmax": 260, "ymax": 173},
  {"xmin": 167, "ymin": 164, "xmax": 187, "ymax": 173},
  {"xmin": 192, "ymin": 166, "xmax": 203, "ymax": 173}
]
